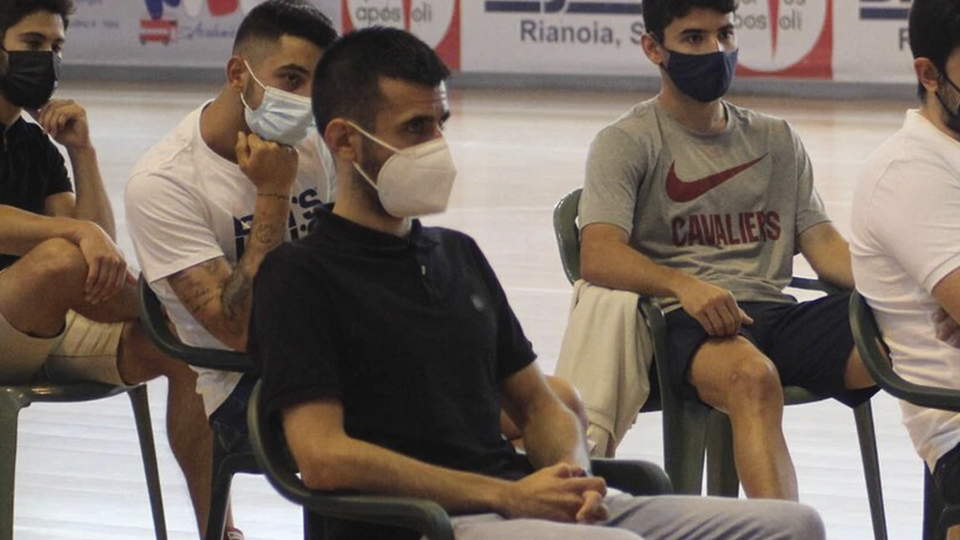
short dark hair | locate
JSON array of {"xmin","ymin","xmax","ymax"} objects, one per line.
[
  {"xmin": 642, "ymin": 0, "xmax": 739, "ymax": 42},
  {"xmin": 909, "ymin": 0, "xmax": 960, "ymax": 100},
  {"xmin": 311, "ymin": 27, "xmax": 451, "ymax": 133},
  {"xmin": 233, "ymin": 0, "xmax": 337, "ymax": 56},
  {"xmin": 0, "ymin": 0, "xmax": 74, "ymax": 36}
]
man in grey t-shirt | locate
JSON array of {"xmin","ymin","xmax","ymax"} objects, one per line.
[{"xmin": 578, "ymin": 0, "xmax": 877, "ymax": 501}]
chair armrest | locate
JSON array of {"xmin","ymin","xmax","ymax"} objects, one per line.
[
  {"xmin": 137, "ymin": 274, "xmax": 253, "ymax": 372},
  {"xmin": 247, "ymin": 381, "xmax": 454, "ymax": 540},
  {"xmin": 789, "ymin": 276, "xmax": 845, "ymax": 295},
  {"xmin": 850, "ymin": 291, "xmax": 960, "ymax": 413},
  {"xmin": 591, "ymin": 458, "xmax": 673, "ymax": 496}
]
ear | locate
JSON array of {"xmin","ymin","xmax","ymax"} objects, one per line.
[
  {"xmin": 641, "ymin": 33, "xmax": 667, "ymax": 67},
  {"xmin": 226, "ymin": 55, "xmax": 247, "ymax": 93},
  {"xmin": 325, "ymin": 118, "xmax": 361, "ymax": 163},
  {"xmin": 915, "ymin": 57, "xmax": 944, "ymax": 97}
]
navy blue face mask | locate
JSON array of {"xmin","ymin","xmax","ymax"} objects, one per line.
[
  {"xmin": 661, "ymin": 47, "xmax": 739, "ymax": 103},
  {"xmin": 936, "ymin": 68, "xmax": 960, "ymax": 137}
]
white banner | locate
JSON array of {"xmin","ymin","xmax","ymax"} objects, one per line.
[
  {"xmin": 67, "ymin": 0, "xmax": 337, "ymax": 68},
  {"xmin": 833, "ymin": 0, "xmax": 915, "ymax": 84},
  {"xmin": 64, "ymin": 0, "xmax": 919, "ymax": 85}
]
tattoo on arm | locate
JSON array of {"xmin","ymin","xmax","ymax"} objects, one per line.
[
  {"xmin": 220, "ymin": 269, "xmax": 253, "ymax": 323},
  {"xmin": 253, "ymin": 222, "xmax": 283, "ymax": 245}
]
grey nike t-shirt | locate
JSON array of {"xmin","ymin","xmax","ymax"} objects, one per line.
[{"xmin": 580, "ymin": 98, "xmax": 829, "ymax": 305}]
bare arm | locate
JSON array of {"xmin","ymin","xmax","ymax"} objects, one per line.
[
  {"xmin": 580, "ymin": 223, "xmax": 751, "ymax": 336},
  {"xmin": 798, "ymin": 222, "xmax": 854, "ymax": 290},
  {"xmin": 283, "ymin": 397, "xmax": 607, "ymax": 522},
  {"xmin": 166, "ymin": 133, "xmax": 298, "ymax": 351},
  {"xmin": 0, "ymin": 204, "xmax": 126, "ymax": 304},
  {"xmin": 498, "ymin": 363, "xmax": 589, "ymax": 471},
  {"xmin": 35, "ymin": 100, "xmax": 116, "ymax": 238}
]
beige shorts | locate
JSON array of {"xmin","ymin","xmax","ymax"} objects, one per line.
[{"xmin": 0, "ymin": 309, "xmax": 125, "ymax": 386}]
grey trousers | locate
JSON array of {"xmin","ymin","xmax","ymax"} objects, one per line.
[{"xmin": 446, "ymin": 494, "xmax": 825, "ymax": 540}]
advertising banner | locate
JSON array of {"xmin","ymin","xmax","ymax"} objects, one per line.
[
  {"xmin": 833, "ymin": 0, "xmax": 915, "ymax": 83},
  {"xmin": 67, "ymin": 0, "xmax": 336, "ymax": 68},
  {"xmin": 64, "ymin": 0, "xmax": 918, "ymax": 86}
]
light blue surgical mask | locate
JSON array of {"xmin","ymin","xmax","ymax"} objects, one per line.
[{"xmin": 241, "ymin": 61, "xmax": 315, "ymax": 146}]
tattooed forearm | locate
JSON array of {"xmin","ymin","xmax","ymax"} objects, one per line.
[
  {"xmin": 220, "ymin": 269, "xmax": 253, "ymax": 323},
  {"xmin": 253, "ymin": 222, "xmax": 283, "ymax": 245}
]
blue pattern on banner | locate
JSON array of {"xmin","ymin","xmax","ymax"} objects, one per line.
[
  {"xmin": 486, "ymin": 0, "xmax": 641, "ymax": 15},
  {"xmin": 859, "ymin": 7, "xmax": 910, "ymax": 20}
]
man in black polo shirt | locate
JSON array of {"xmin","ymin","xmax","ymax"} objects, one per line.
[
  {"xmin": 250, "ymin": 27, "xmax": 826, "ymax": 540},
  {"xmin": 0, "ymin": 0, "xmax": 217, "ymax": 534}
]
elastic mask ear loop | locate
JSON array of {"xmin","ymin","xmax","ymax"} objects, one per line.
[{"xmin": 240, "ymin": 60, "xmax": 266, "ymax": 111}]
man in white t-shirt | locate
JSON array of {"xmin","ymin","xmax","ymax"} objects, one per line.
[
  {"xmin": 851, "ymin": 1, "xmax": 960, "ymax": 536},
  {"xmin": 125, "ymin": 2, "xmax": 338, "ymax": 538}
]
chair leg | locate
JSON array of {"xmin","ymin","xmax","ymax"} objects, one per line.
[
  {"xmin": 662, "ymin": 400, "xmax": 710, "ymax": 495},
  {"xmin": 926, "ymin": 467, "xmax": 947, "ymax": 540},
  {"xmin": 706, "ymin": 412, "xmax": 740, "ymax": 497},
  {"xmin": 938, "ymin": 505, "xmax": 960, "ymax": 540},
  {"xmin": 854, "ymin": 401, "xmax": 888, "ymax": 540},
  {"xmin": 128, "ymin": 385, "xmax": 168, "ymax": 540},
  {"xmin": 206, "ymin": 442, "xmax": 234, "ymax": 540},
  {"xmin": 0, "ymin": 390, "xmax": 25, "ymax": 540}
]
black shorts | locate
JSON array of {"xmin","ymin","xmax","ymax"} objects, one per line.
[
  {"xmin": 934, "ymin": 443, "xmax": 960, "ymax": 505},
  {"xmin": 663, "ymin": 292, "xmax": 877, "ymax": 408},
  {"xmin": 208, "ymin": 373, "xmax": 258, "ymax": 454}
]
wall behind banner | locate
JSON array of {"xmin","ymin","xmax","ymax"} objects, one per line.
[{"xmin": 65, "ymin": 0, "xmax": 916, "ymax": 88}]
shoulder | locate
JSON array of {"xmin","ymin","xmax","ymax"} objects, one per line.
[
  {"xmin": 127, "ymin": 110, "xmax": 207, "ymax": 198},
  {"xmin": 596, "ymin": 99, "xmax": 661, "ymax": 145},
  {"xmin": 726, "ymin": 102, "xmax": 794, "ymax": 136}
]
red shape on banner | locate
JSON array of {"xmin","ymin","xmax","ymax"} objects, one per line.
[
  {"xmin": 208, "ymin": 0, "xmax": 239, "ymax": 16},
  {"xmin": 768, "ymin": 0, "xmax": 779, "ymax": 59},
  {"xmin": 738, "ymin": 0, "xmax": 832, "ymax": 79},
  {"xmin": 341, "ymin": 0, "xmax": 461, "ymax": 71}
]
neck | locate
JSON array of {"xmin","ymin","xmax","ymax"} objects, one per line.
[
  {"xmin": 0, "ymin": 95, "xmax": 21, "ymax": 127},
  {"xmin": 920, "ymin": 94, "xmax": 960, "ymax": 143},
  {"xmin": 332, "ymin": 172, "xmax": 412, "ymax": 237},
  {"xmin": 199, "ymin": 86, "xmax": 250, "ymax": 163},
  {"xmin": 656, "ymin": 81, "xmax": 726, "ymax": 134}
]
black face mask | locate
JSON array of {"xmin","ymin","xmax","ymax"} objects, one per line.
[
  {"xmin": 935, "ymin": 68, "xmax": 960, "ymax": 137},
  {"xmin": 0, "ymin": 50, "xmax": 60, "ymax": 109}
]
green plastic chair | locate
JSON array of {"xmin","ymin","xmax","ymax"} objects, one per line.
[
  {"xmin": 137, "ymin": 274, "xmax": 258, "ymax": 540},
  {"xmin": 0, "ymin": 381, "xmax": 166, "ymax": 540},
  {"xmin": 850, "ymin": 291, "xmax": 960, "ymax": 540},
  {"xmin": 246, "ymin": 379, "xmax": 674, "ymax": 540},
  {"xmin": 553, "ymin": 188, "xmax": 886, "ymax": 540}
]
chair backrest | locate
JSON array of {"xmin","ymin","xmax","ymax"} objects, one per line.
[
  {"xmin": 136, "ymin": 274, "xmax": 253, "ymax": 372},
  {"xmin": 553, "ymin": 188, "xmax": 582, "ymax": 285},
  {"xmin": 246, "ymin": 380, "xmax": 454, "ymax": 540},
  {"xmin": 849, "ymin": 290, "xmax": 960, "ymax": 413}
]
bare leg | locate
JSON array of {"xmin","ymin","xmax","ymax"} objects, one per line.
[
  {"xmin": 0, "ymin": 238, "xmax": 89, "ymax": 336},
  {"xmin": 117, "ymin": 320, "xmax": 216, "ymax": 537},
  {"xmin": 844, "ymin": 348, "xmax": 876, "ymax": 390},
  {"xmin": 501, "ymin": 375, "xmax": 587, "ymax": 449},
  {"xmin": 949, "ymin": 524, "xmax": 960, "ymax": 540},
  {"xmin": 688, "ymin": 337, "xmax": 798, "ymax": 501}
]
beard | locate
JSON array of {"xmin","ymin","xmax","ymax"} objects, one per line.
[{"xmin": 936, "ymin": 74, "xmax": 960, "ymax": 138}]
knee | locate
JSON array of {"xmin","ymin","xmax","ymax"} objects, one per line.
[
  {"xmin": 726, "ymin": 355, "xmax": 782, "ymax": 408},
  {"xmin": 779, "ymin": 504, "xmax": 825, "ymax": 540},
  {"xmin": 27, "ymin": 238, "xmax": 87, "ymax": 287},
  {"xmin": 547, "ymin": 375, "xmax": 588, "ymax": 428}
]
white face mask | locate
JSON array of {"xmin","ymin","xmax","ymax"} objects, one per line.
[
  {"xmin": 241, "ymin": 61, "xmax": 315, "ymax": 146},
  {"xmin": 349, "ymin": 121, "xmax": 457, "ymax": 218}
]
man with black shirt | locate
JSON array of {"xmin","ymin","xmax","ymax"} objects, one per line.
[
  {"xmin": 0, "ymin": 0, "xmax": 216, "ymax": 536},
  {"xmin": 250, "ymin": 27, "xmax": 826, "ymax": 540}
]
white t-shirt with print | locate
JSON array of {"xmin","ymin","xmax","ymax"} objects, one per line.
[
  {"xmin": 851, "ymin": 109, "xmax": 960, "ymax": 470},
  {"xmin": 125, "ymin": 102, "xmax": 337, "ymax": 417}
]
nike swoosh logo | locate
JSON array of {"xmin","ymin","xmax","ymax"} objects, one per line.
[{"xmin": 665, "ymin": 154, "xmax": 767, "ymax": 203}]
